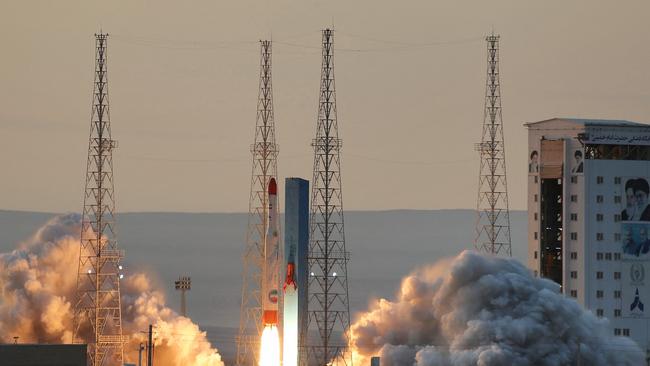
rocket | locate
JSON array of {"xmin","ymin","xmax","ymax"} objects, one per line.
[{"xmin": 263, "ymin": 177, "xmax": 280, "ymax": 326}]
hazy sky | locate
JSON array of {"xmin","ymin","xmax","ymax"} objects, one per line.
[{"xmin": 1, "ymin": 1, "xmax": 649, "ymax": 212}]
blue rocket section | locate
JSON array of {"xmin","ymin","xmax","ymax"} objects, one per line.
[{"xmin": 284, "ymin": 178, "xmax": 309, "ymax": 348}]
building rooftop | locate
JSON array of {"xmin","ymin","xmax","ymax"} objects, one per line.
[{"xmin": 525, "ymin": 118, "xmax": 649, "ymax": 128}]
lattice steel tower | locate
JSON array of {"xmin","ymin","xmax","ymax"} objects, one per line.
[
  {"xmin": 236, "ymin": 40, "xmax": 279, "ymax": 366},
  {"xmin": 305, "ymin": 28, "xmax": 352, "ymax": 366},
  {"xmin": 73, "ymin": 33, "xmax": 125, "ymax": 366},
  {"xmin": 474, "ymin": 33, "xmax": 512, "ymax": 257}
]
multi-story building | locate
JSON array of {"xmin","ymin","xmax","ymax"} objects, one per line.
[{"xmin": 527, "ymin": 118, "xmax": 650, "ymax": 350}]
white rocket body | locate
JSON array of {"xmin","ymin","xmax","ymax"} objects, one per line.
[{"xmin": 263, "ymin": 178, "xmax": 280, "ymax": 326}]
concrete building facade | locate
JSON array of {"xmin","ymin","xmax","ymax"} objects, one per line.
[{"xmin": 527, "ymin": 118, "xmax": 650, "ymax": 352}]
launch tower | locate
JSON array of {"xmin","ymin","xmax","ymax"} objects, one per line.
[
  {"xmin": 72, "ymin": 33, "xmax": 125, "ymax": 366},
  {"xmin": 474, "ymin": 33, "xmax": 512, "ymax": 257},
  {"xmin": 304, "ymin": 28, "xmax": 352, "ymax": 366},
  {"xmin": 236, "ymin": 40, "xmax": 279, "ymax": 366}
]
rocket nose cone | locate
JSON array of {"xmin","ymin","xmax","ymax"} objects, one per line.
[{"xmin": 269, "ymin": 178, "xmax": 277, "ymax": 195}]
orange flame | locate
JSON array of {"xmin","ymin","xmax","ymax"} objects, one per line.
[{"xmin": 259, "ymin": 325, "xmax": 281, "ymax": 366}]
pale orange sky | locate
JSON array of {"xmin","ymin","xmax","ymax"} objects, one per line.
[{"xmin": 1, "ymin": 0, "xmax": 649, "ymax": 212}]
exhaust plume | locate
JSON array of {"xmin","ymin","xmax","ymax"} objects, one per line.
[
  {"xmin": 0, "ymin": 214, "xmax": 224, "ymax": 366},
  {"xmin": 350, "ymin": 250, "xmax": 643, "ymax": 366}
]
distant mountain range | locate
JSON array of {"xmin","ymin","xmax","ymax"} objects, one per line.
[{"xmin": 0, "ymin": 209, "xmax": 527, "ymax": 362}]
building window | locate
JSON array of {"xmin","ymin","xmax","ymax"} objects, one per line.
[
  {"xmin": 614, "ymin": 253, "xmax": 621, "ymax": 260},
  {"xmin": 614, "ymin": 309, "xmax": 622, "ymax": 317},
  {"xmin": 614, "ymin": 291, "xmax": 621, "ymax": 298},
  {"xmin": 571, "ymin": 195, "xmax": 578, "ymax": 202},
  {"xmin": 596, "ymin": 214, "xmax": 604, "ymax": 221},
  {"xmin": 597, "ymin": 252, "xmax": 603, "ymax": 260},
  {"xmin": 596, "ymin": 233, "xmax": 604, "ymax": 241},
  {"xmin": 605, "ymin": 253, "xmax": 612, "ymax": 260},
  {"xmin": 614, "ymin": 214, "xmax": 621, "ymax": 222},
  {"xmin": 535, "ymin": 176, "xmax": 538, "ymax": 183},
  {"xmin": 597, "ymin": 176, "xmax": 604, "ymax": 184},
  {"xmin": 570, "ymin": 252, "xmax": 578, "ymax": 260},
  {"xmin": 570, "ymin": 271, "xmax": 578, "ymax": 279},
  {"xmin": 570, "ymin": 213, "xmax": 578, "ymax": 221},
  {"xmin": 596, "ymin": 195, "xmax": 604, "ymax": 203},
  {"xmin": 623, "ymin": 329, "xmax": 630, "ymax": 336},
  {"xmin": 596, "ymin": 309, "xmax": 604, "ymax": 317},
  {"xmin": 615, "ymin": 177, "xmax": 622, "ymax": 184},
  {"xmin": 614, "ymin": 233, "xmax": 621, "ymax": 241},
  {"xmin": 614, "ymin": 195, "xmax": 622, "ymax": 204},
  {"xmin": 596, "ymin": 290, "xmax": 604, "ymax": 298},
  {"xmin": 571, "ymin": 176, "xmax": 578, "ymax": 183},
  {"xmin": 534, "ymin": 212, "xmax": 538, "ymax": 221},
  {"xmin": 570, "ymin": 232, "xmax": 578, "ymax": 240},
  {"xmin": 534, "ymin": 194, "xmax": 538, "ymax": 202},
  {"xmin": 596, "ymin": 272, "xmax": 604, "ymax": 279},
  {"xmin": 614, "ymin": 272, "xmax": 621, "ymax": 279},
  {"xmin": 615, "ymin": 328, "xmax": 621, "ymax": 336},
  {"xmin": 534, "ymin": 232, "xmax": 538, "ymax": 240},
  {"xmin": 570, "ymin": 290, "xmax": 577, "ymax": 298}
]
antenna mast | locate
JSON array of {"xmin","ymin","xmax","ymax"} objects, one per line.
[
  {"xmin": 73, "ymin": 33, "xmax": 125, "ymax": 366},
  {"xmin": 304, "ymin": 28, "xmax": 352, "ymax": 366},
  {"xmin": 474, "ymin": 33, "xmax": 512, "ymax": 256},
  {"xmin": 236, "ymin": 40, "xmax": 279, "ymax": 366}
]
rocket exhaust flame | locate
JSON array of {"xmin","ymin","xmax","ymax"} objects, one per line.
[{"xmin": 259, "ymin": 325, "xmax": 281, "ymax": 366}]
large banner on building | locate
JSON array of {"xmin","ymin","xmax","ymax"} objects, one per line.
[
  {"xmin": 621, "ymin": 177, "xmax": 650, "ymax": 318},
  {"xmin": 585, "ymin": 130, "xmax": 650, "ymax": 146}
]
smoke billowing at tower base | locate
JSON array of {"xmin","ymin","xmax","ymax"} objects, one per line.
[
  {"xmin": 350, "ymin": 250, "xmax": 643, "ymax": 366},
  {"xmin": 0, "ymin": 214, "xmax": 224, "ymax": 366}
]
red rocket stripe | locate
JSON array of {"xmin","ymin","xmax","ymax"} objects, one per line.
[{"xmin": 269, "ymin": 178, "xmax": 277, "ymax": 195}]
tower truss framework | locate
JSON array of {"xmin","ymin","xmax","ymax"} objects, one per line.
[
  {"xmin": 474, "ymin": 34, "xmax": 512, "ymax": 257},
  {"xmin": 304, "ymin": 28, "xmax": 352, "ymax": 366},
  {"xmin": 236, "ymin": 40, "xmax": 279, "ymax": 366},
  {"xmin": 72, "ymin": 33, "xmax": 125, "ymax": 366}
]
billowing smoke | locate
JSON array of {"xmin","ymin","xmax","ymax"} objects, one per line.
[
  {"xmin": 0, "ymin": 214, "xmax": 224, "ymax": 366},
  {"xmin": 350, "ymin": 250, "xmax": 644, "ymax": 366}
]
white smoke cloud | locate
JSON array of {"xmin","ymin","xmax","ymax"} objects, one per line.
[
  {"xmin": 350, "ymin": 250, "xmax": 644, "ymax": 366},
  {"xmin": 0, "ymin": 214, "xmax": 224, "ymax": 366}
]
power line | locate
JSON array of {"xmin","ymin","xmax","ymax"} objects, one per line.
[
  {"xmin": 337, "ymin": 31, "xmax": 484, "ymax": 48},
  {"xmin": 108, "ymin": 32, "xmax": 484, "ymax": 54},
  {"xmin": 110, "ymin": 34, "xmax": 257, "ymax": 52}
]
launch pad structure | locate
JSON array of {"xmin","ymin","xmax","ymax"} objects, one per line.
[
  {"xmin": 304, "ymin": 28, "xmax": 353, "ymax": 366},
  {"xmin": 236, "ymin": 39, "xmax": 280, "ymax": 366},
  {"xmin": 474, "ymin": 33, "xmax": 512, "ymax": 257},
  {"xmin": 72, "ymin": 33, "xmax": 126, "ymax": 366}
]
